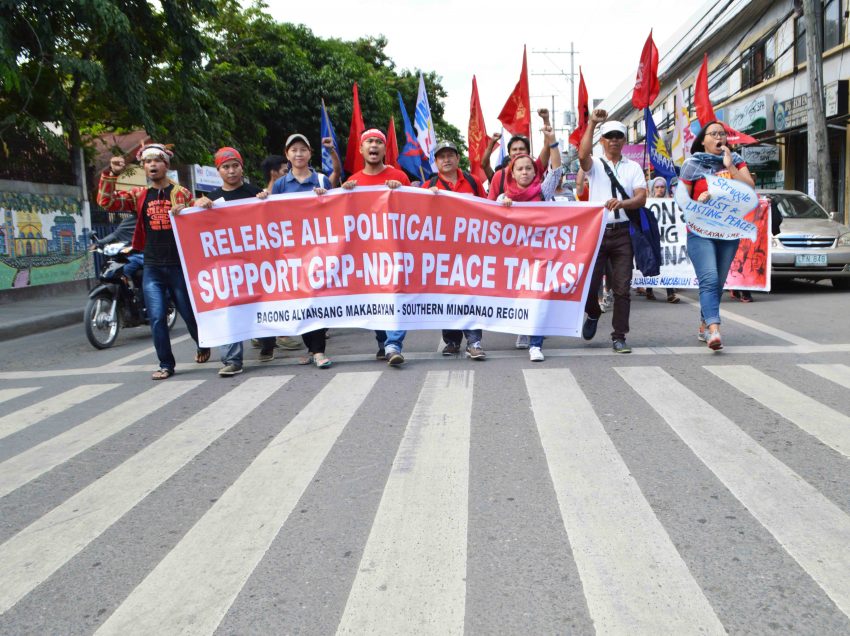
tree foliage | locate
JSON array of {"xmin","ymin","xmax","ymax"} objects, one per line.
[{"xmin": 0, "ymin": 0, "xmax": 464, "ymax": 183}]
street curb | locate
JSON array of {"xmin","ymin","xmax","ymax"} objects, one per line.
[{"xmin": 0, "ymin": 310, "xmax": 83, "ymax": 342}]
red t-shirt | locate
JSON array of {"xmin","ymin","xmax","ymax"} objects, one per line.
[
  {"xmin": 421, "ymin": 171, "xmax": 485, "ymax": 197},
  {"xmin": 346, "ymin": 166, "xmax": 411, "ymax": 186}
]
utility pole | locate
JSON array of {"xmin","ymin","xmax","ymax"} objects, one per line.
[
  {"xmin": 531, "ymin": 43, "xmax": 580, "ymax": 130},
  {"xmin": 801, "ymin": 0, "xmax": 834, "ymax": 211}
]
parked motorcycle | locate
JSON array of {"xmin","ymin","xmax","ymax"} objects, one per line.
[{"xmin": 85, "ymin": 238, "xmax": 176, "ymax": 349}]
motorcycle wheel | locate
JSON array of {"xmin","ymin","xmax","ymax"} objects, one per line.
[
  {"xmin": 166, "ymin": 301, "xmax": 178, "ymax": 330},
  {"xmin": 85, "ymin": 293, "xmax": 120, "ymax": 349}
]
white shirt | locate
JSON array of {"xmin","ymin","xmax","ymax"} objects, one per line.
[{"xmin": 586, "ymin": 156, "xmax": 646, "ymax": 224}]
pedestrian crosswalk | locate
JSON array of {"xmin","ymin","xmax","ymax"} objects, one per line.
[{"xmin": 0, "ymin": 363, "xmax": 849, "ymax": 634}]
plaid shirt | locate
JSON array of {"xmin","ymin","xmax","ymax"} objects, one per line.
[{"xmin": 96, "ymin": 169, "xmax": 194, "ymax": 251}]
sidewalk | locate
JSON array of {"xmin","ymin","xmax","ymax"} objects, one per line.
[{"xmin": 0, "ymin": 282, "xmax": 88, "ymax": 342}]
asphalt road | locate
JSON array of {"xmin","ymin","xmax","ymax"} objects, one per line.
[{"xmin": 1, "ymin": 282, "xmax": 849, "ymax": 635}]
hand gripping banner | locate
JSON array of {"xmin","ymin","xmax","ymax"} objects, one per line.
[{"xmin": 172, "ymin": 187, "xmax": 606, "ymax": 348}]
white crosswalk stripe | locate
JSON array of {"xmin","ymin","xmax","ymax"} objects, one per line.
[
  {"xmin": 525, "ymin": 368, "xmax": 725, "ymax": 635},
  {"xmin": 707, "ymin": 365, "xmax": 850, "ymax": 458},
  {"xmin": 0, "ymin": 363, "xmax": 849, "ymax": 632},
  {"xmin": 0, "ymin": 383, "xmax": 119, "ymax": 441}
]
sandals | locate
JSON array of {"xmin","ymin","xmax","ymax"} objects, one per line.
[
  {"xmin": 195, "ymin": 347, "xmax": 211, "ymax": 363},
  {"xmin": 151, "ymin": 368, "xmax": 174, "ymax": 381},
  {"xmin": 645, "ymin": 289, "xmax": 657, "ymax": 301},
  {"xmin": 298, "ymin": 352, "xmax": 333, "ymax": 368},
  {"xmin": 667, "ymin": 293, "xmax": 680, "ymax": 303}
]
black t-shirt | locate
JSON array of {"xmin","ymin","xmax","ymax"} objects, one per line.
[
  {"xmin": 207, "ymin": 182, "xmax": 263, "ymax": 201},
  {"xmin": 142, "ymin": 185, "xmax": 180, "ymax": 266}
]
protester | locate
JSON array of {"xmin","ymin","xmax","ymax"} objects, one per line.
[
  {"xmin": 497, "ymin": 126, "xmax": 563, "ymax": 362},
  {"xmin": 680, "ymin": 121, "xmax": 754, "ymax": 349},
  {"xmin": 261, "ymin": 155, "xmax": 288, "ymax": 192},
  {"xmin": 644, "ymin": 177, "xmax": 679, "ymax": 303},
  {"xmin": 578, "ymin": 110, "xmax": 647, "ymax": 354},
  {"xmin": 193, "ymin": 147, "xmax": 274, "ymax": 375},
  {"xmin": 97, "ymin": 143, "xmax": 210, "ymax": 379},
  {"xmin": 271, "ymin": 133, "xmax": 335, "ymax": 368},
  {"xmin": 424, "ymin": 140, "xmax": 488, "ymax": 360},
  {"xmin": 481, "ymin": 108, "xmax": 552, "ymax": 183},
  {"xmin": 342, "ymin": 128, "xmax": 411, "ymax": 366}
]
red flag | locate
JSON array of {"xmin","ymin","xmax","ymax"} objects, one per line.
[
  {"xmin": 498, "ymin": 46, "xmax": 531, "ymax": 137},
  {"xmin": 385, "ymin": 115, "xmax": 399, "ymax": 168},
  {"xmin": 632, "ymin": 30, "xmax": 660, "ymax": 109},
  {"xmin": 694, "ymin": 54, "xmax": 758, "ymax": 145},
  {"xmin": 569, "ymin": 67, "xmax": 589, "ymax": 148},
  {"xmin": 468, "ymin": 75, "xmax": 489, "ymax": 183},
  {"xmin": 344, "ymin": 82, "xmax": 365, "ymax": 174}
]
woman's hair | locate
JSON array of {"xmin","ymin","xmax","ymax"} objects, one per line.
[{"xmin": 690, "ymin": 121, "xmax": 725, "ymax": 154}]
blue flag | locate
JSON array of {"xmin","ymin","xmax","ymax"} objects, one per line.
[
  {"xmin": 320, "ymin": 99, "xmax": 343, "ymax": 179},
  {"xmin": 397, "ymin": 91, "xmax": 432, "ymax": 180},
  {"xmin": 644, "ymin": 107, "xmax": 677, "ymax": 182}
]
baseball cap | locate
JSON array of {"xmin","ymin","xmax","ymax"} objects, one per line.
[
  {"xmin": 599, "ymin": 121, "xmax": 627, "ymax": 137},
  {"xmin": 285, "ymin": 134, "xmax": 312, "ymax": 150},
  {"xmin": 433, "ymin": 140, "xmax": 459, "ymax": 155}
]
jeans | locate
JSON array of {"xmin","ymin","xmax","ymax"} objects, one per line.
[
  {"xmin": 442, "ymin": 329, "xmax": 482, "ymax": 346},
  {"xmin": 142, "ymin": 263, "xmax": 199, "ymax": 371},
  {"xmin": 381, "ymin": 330, "xmax": 406, "ymax": 354},
  {"xmin": 687, "ymin": 233, "xmax": 740, "ymax": 327},
  {"xmin": 529, "ymin": 336, "xmax": 544, "ymax": 348},
  {"xmin": 123, "ymin": 253, "xmax": 144, "ymax": 282},
  {"xmin": 584, "ymin": 225, "xmax": 634, "ymax": 340}
]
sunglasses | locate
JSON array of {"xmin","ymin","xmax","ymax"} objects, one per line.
[{"xmin": 602, "ymin": 132, "xmax": 625, "ymax": 140}]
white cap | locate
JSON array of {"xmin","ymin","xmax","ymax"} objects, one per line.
[{"xmin": 599, "ymin": 120, "xmax": 627, "ymax": 137}]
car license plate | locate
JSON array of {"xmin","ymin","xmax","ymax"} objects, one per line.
[{"xmin": 795, "ymin": 254, "xmax": 828, "ymax": 266}]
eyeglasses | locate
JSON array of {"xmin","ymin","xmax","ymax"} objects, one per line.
[
  {"xmin": 602, "ymin": 132, "xmax": 625, "ymax": 140},
  {"xmin": 706, "ymin": 130, "xmax": 728, "ymax": 138}
]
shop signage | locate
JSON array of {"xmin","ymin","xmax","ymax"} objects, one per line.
[
  {"xmin": 825, "ymin": 80, "xmax": 848, "ymax": 118},
  {"xmin": 729, "ymin": 95, "xmax": 774, "ymax": 135},
  {"xmin": 742, "ymin": 144, "xmax": 780, "ymax": 170},
  {"xmin": 775, "ymin": 80, "xmax": 849, "ymax": 131},
  {"xmin": 193, "ymin": 164, "xmax": 223, "ymax": 192}
]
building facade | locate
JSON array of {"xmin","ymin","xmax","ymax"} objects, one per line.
[{"xmin": 598, "ymin": 0, "xmax": 850, "ymax": 222}]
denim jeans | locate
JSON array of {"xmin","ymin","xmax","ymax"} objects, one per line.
[
  {"xmin": 529, "ymin": 336, "xmax": 544, "ymax": 348},
  {"xmin": 123, "ymin": 253, "xmax": 144, "ymax": 281},
  {"xmin": 382, "ymin": 330, "xmax": 406, "ymax": 353},
  {"xmin": 142, "ymin": 263, "xmax": 199, "ymax": 371},
  {"xmin": 442, "ymin": 329, "xmax": 482, "ymax": 346},
  {"xmin": 687, "ymin": 233, "xmax": 740, "ymax": 327}
]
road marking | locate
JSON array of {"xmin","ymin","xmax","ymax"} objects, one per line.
[
  {"xmin": 707, "ymin": 365, "xmax": 850, "ymax": 459},
  {"xmin": 97, "ymin": 372, "xmax": 380, "ymax": 636},
  {"xmin": 618, "ymin": 366, "xmax": 850, "ymax": 619},
  {"xmin": 0, "ymin": 384, "xmax": 120, "ymax": 442},
  {"xmin": 0, "ymin": 381, "xmax": 202, "ymax": 499},
  {"xmin": 800, "ymin": 363, "xmax": 850, "ymax": 390},
  {"xmin": 99, "ymin": 334, "xmax": 192, "ymax": 368},
  {"xmin": 0, "ymin": 387, "xmax": 38, "ymax": 405},
  {"xmin": 524, "ymin": 368, "xmax": 725, "ymax": 635},
  {"xmin": 337, "ymin": 370, "xmax": 473, "ymax": 636},
  {"xmin": 679, "ymin": 296, "xmax": 817, "ymax": 346},
  {"xmin": 0, "ymin": 376, "xmax": 290, "ymax": 615}
]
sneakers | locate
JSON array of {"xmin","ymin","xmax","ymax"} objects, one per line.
[
  {"xmin": 276, "ymin": 336, "xmax": 302, "ymax": 350},
  {"xmin": 707, "ymin": 330, "xmax": 723, "ymax": 351},
  {"xmin": 528, "ymin": 346, "xmax": 545, "ymax": 362},
  {"xmin": 387, "ymin": 350, "xmax": 405, "ymax": 366},
  {"xmin": 582, "ymin": 317, "xmax": 599, "ymax": 341},
  {"xmin": 258, "ymin": 347, "xmax": 275, "ymax": 362},
  {"xmin": 466, "ymin": 342, "xmax": 486, "ymax": 360},
  {"xmin": 698, "ymin": 322, "xmax": 707, "ymax": 342},
  {"xmin": 612, "ymin": 339, "xmax": 631, "ymax": 353},
  {"xmin": 515, "ymin": 335, "xmax": 530, "ymax": 349},
  {"xmin": 442, "ymin": 342, "xmax": 461, "ymax": 356},
  {"xmin": 376, "ymin": 347, "xmax": 386, "ymax": 360},
  {"xmin": 218, "ymin": 364, "xmax": 243, "ymax": 377}
]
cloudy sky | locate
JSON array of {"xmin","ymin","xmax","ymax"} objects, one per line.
[{"xmin": 262, "ymin": 0, "xmax": 710, "ymax": 148}]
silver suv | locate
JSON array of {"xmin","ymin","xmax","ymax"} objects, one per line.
[{"xmin": 759, "ymin": 190, "xmax": 850, "ymax": 290}]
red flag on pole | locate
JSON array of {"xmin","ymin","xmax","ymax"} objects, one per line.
[
  {"xmin": 569, "ymin": 67, "xmax": 589, "ymax": 148},
  {"xmin": 344, "ymin": 82, "xmax": 365, "ymax": 174},
  {"xmin": 694, "ymin": 54, "xmax": 758, "ymax": 145},
  {"xmin": 632, "ymin": 30, "xmax": 660, "ymax": 109},
  {"xmin": 468, "ymin": 75, "xmax": 489, "ymax": 183},
  {"xmin": 498, "ymin": 46, "xmax": 531, "ymax": 137},
  {"xmin": 385, "ymin": 115, "xmax": 399, "ymax": 168}
]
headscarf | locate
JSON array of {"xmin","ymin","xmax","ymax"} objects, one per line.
[
  {"xmin": 214, "ymin": 147, "xmax": 243, "ymax": 168},
  {"xmin": 679, "ymin": 151, "xmax": 745, "ymax": 183},
  {"xmin": 503, "ymin": 153, "xmax": 543, "ymax": 202},
  {"xmin": 136, "ymin": 143, "xmax": 174, "ymax": 165}
]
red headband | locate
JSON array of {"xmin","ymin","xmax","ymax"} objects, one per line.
[
  {"xmin": 360, "ymin": 129, "xmax": 387, "ymax": 144},
  {"xmin": 214, "ymin": 147, "xmax": 243, "ymax": 168}
]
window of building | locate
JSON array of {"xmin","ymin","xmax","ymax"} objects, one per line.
[
  {"xmin": 795, "ymin": 0, "xmax": 844, "ymax": 64},
  {"xmin": 741, "ymin": 42, "xmax": 767, "ymax": 89}
]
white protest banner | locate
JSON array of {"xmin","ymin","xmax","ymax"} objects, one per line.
[
  {"xmin": 172, "ymin": 187, "xmax": 606, "ymax": 347},
  {"xmin": 674, "ymin": 175, "xmax": 759, "ymax": 241}
]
